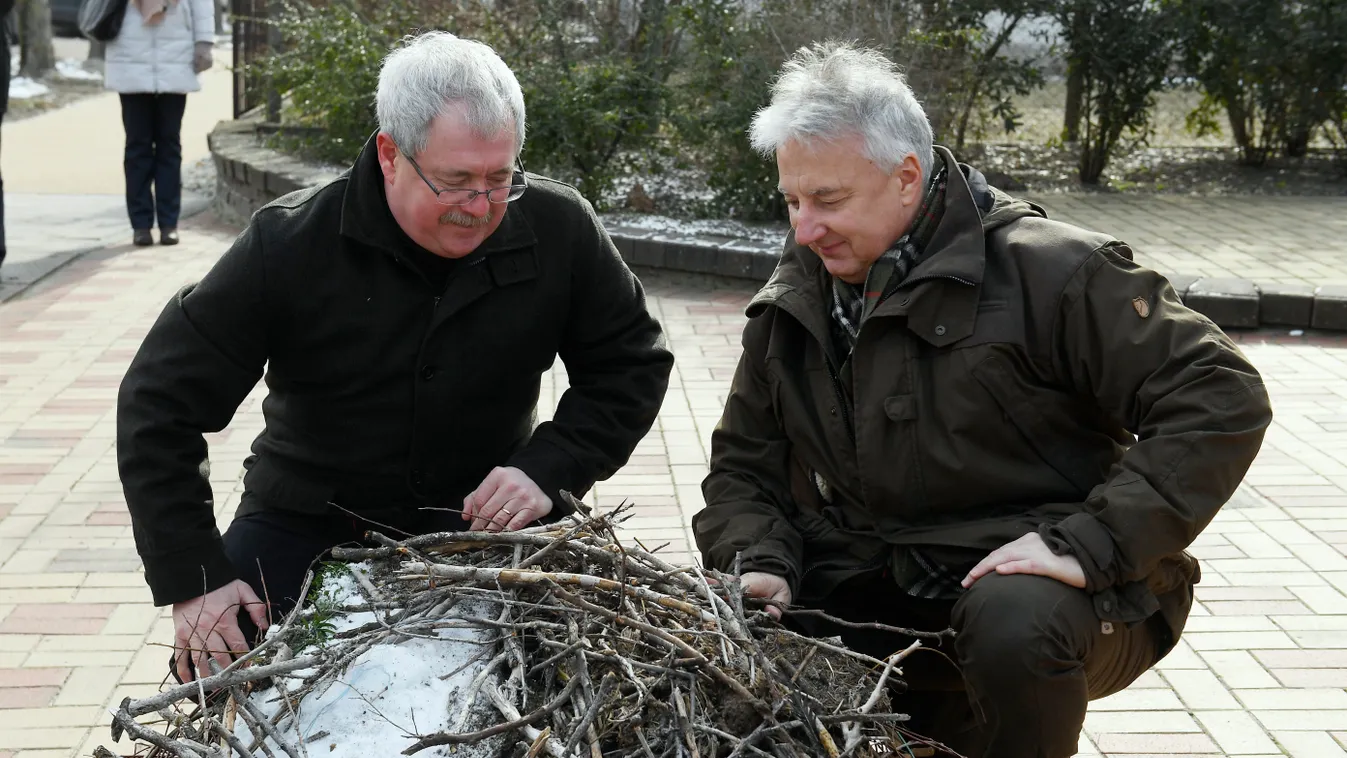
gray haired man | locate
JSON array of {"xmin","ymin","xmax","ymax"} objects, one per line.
[
  {"xmin": 118, "ymin": 31, "xmax": 673, "ymax": 682},
  {"xmin": 695, "ymin": 42, "xmax": 1270, "ymax": 756}
]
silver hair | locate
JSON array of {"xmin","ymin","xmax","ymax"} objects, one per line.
[
  {"xmin": 376, "ymin": 31, "xmax": 526, "ymax": 158},
  {"xmin": 750, "ymin": 41, "xmax": 934, "ymax": 182}
]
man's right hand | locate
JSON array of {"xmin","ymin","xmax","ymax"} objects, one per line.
[
  {"xmin": 741, "ymin": 572, "xmax": 792, "ymax": 619},
  {"xmin": 172, "ymin": 579, "xmax": 270, "ymax": 682}
]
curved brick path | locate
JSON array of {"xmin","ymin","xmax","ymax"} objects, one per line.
[{"xmin": 0, "ymin": 214, "xmax": 1345, "ymax": 757}]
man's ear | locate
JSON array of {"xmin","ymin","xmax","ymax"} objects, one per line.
[
  {"xmin": 375, "ymin": 133, "xmax": 400, "ymax": 184},
  {"xmin": 895, "ymin": 153, "xmax": 925, "ymax": 208}
]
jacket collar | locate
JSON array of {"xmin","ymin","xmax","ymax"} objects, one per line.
[
  {"xmin": 749, "ymin": 145, "xmax": 988, "ymax": 348},
  {"xmin": 339, "ymin": 131, "xmax": 537, "ymax": 260}
]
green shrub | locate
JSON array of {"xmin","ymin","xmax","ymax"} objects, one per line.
[
  {"xmin": 479, "ymin": 0, "xmax": 678, "ymax": 207},
  {"xmin": 1056, "ymin": 0, "xmax": 1176, "ymax": 184},
  {"xmin": 257, "ymin": 2, "xmax": 464, "ymax": 165},
  {"xmin": 254, "ymin": 0, "xmax": 1077, "ymax": 212},
  {"xmin": 1171, "ymin": 0, "xmax": 1346, "ymax": 166},
  {"xmin": 670, "ymin": 0, "xmax": 784, "ymax": 221}
]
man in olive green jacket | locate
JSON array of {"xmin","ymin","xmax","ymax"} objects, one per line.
[{"xmin": 694, "ymin": 43, "xmax": 1272, "ymax": 758}]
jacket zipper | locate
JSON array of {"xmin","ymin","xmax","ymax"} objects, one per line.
[
  {"xmin": 897, "ymin": 274, "xmax": 977, "ymax": 290},
  {"xmin": 824, "ymin": 354, "xmax": 854, "ymax": 438},
  {"xmin": 774, "ymin": 297, "xmax": 856, "ymax": 439}
]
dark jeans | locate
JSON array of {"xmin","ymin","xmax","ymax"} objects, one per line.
[
  {"xmin": 119, "ymin": 93, "xmax": 187, "ymax": 231},
  {"xmin": 788, "ymin": 572, "xmax": 1167, "ymax": 758}
]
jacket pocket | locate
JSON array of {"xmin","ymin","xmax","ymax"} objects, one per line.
[
  {"xmin": 883, "ymin": 394, "xmax": 917, "ymax": 421},
  {"xmin": 971, "ymin": 354, "xmax": 1097, "ymax": 495},
  {"xmin": 242, "ymin": 454, "xmax": 337, "ymax": 515}
]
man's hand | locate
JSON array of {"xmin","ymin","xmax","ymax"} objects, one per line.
[
  {"xmin": 741, "ymin": 571, "xmax": 792, "ymax": 619},
  {"xmin": 962, "ymin": 532, "xmax": 1086, "ymax": 590},
  {"xmin": 172, "ymin": 579, "xmax": 269, "ymax": 682},
  {"xmin": 463, "ymin": 466, "xmax": 552, "ymax": 532}
]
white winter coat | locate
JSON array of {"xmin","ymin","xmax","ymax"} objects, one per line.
[{"xmin": 104, "ymin": 0, "xmax": 216, "ymax": 94}]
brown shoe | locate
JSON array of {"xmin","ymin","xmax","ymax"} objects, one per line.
[
  {"xmin": 133, "ymin": 229, "xmax": 154, "ymax": 246},
  {"xmin": 160, "ymin": 228, "xmax": 180, "ymax": 246}
]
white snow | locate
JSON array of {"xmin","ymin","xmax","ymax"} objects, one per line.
[
  {"xmin": 55, "ymin": 58, "xmax": 103, "ymax": 82},
  {"xmin": 240, "ymin": 565, "xmax": 503, "ymax": 758},
  {"xmin": 8, "ymin": 77, "xmax": 52, "ymax": 100},
  {"xmin": 601, "ymin": 211, "xmax": 788, "ymax": 244}
]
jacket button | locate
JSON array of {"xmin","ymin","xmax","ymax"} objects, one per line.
[
  {"xmin": 410, "ymin": 469, "xmax": 424, "ymax": 488},
  {"xmin": 934, "ymin": 325, "xmax": 947, "ymax": 336},
  {"xmin": 899, "ymin": 296, "xmax": 910, "ymax": 306},
  {"xmin": 829, "ymin": 407, "xmax": 837, "ymax": 416},
  {"xmin": 420, "ymin": 365, "xmax": 437, "ymax": 380},
  {"xmin": 1101, "ymin": 599, "xmax": 1113, "ymax": 613}
]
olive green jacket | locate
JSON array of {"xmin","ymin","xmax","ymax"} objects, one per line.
[{"xmin": 694, "ymin": 147, "xmax": 1272, "ymax": 646}]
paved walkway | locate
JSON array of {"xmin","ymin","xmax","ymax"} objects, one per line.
[
  {"xmin": 1027, "ymin": 194, "xmax": 1347, "ymax": 288},
  {"xmin": 0, "ymin": 213, "xmax": 1346, "ymax": 757},
  {"xmin": 0, "ymin": 44, "xmax": 232, "ymax": 303}
]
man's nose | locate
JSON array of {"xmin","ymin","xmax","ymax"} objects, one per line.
[
  {"xmin": 794, "ymin": 210, "xmax": 826, "ymax": 247},
  {"xmin": 465, "ymin": 192, "xmax": 493, "ymax": 217}
]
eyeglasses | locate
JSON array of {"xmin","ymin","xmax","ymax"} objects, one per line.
[{"xmin": 398, "ymin": 144, "xmax": 528, "ymax": 206}]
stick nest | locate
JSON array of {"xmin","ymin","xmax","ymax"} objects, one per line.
[{"xmin": 100, "ymin": 498, "xmax": 948, "ymax": 758}]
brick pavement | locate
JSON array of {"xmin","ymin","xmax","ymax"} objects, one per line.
[
  {"xmin": 1024, "ymin": 195, "xmax": 1347, "ymax": 288},
  {"xmin": 1, "ymin": 216, "xmax": 1346, "ymax": 757}
]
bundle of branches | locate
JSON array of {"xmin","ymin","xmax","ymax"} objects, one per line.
[{"xmin": 101, "ymin": 500, "xmax": 954, "ymax": 758}]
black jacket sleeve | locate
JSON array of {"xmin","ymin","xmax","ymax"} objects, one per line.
[
  {"xmin": 118, "ymin": 222, "xmax": 272, "ymax": 606},
  {"xmin": 506, "ymin": 198, "xmax": 673, "ymax": 515}
]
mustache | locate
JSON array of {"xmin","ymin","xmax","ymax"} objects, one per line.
[{"xmin": 439, "ymin": 208, "xmax": 494, "ymax": 228}]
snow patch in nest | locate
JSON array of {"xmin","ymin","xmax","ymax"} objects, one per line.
[{"xmin": 240, "ymin": 565, "xmax": 501, "ymax": 758}]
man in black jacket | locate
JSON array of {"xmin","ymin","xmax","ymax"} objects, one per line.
[{"xmin": 117, "ymin": 31, "xmax": 674, "ymax": 682}]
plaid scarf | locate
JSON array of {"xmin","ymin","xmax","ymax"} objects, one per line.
[
  {"xmin": 824, "ymin": 157, "xmax": 964, "ymax": 600},
  {"xmin": 829, "ymin": 159, "xmax": 949, "ymax": 358}
]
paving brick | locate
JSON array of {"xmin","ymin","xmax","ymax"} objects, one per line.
[
  {"xmin": 1235, "ymin": 688, "xmax": 1347, "ymax": 710},
  {"xmin": 1087, "ymin": 732, "xmax": 1219, "ymax": 754},
  {"xmin": 1195, "ymin": 711, "xmax": 1281, "ymax": 754},
  {"xmin": 1256, "ymin": 711, "xmax": 1347, "ymax": 733},
  {"xmin": 1274, "ymin": 731, "xmax": 1347, "ymax": 758},
  {"xmin": 51, "ymin": 667, "xmax": 123, "ymax": 708},
  {"xmin": 0, "ymin": 669, "xmax": 68, "ymax": 688},
  {"xmin": 1089, "ymin": 687, "xmax": 1184, "ymax": 711},
  {"xmin": 1184, "ymin": 631, "xmax": 1299, "ymax": 651},
  {"xmin": 0, "ymin": 705, "xmax": 102, "ymax": 730},
  {"xmin": 0, "ymin": 688, "xmax": 57, "ymax": 709},
  {"xmin": 1083, "ymin": 711, "xmax": 1202, "ymax": 733},
  {"xmin": 1270, "ymin": 669, "xmax": 1347, "ymax": 688},
  {"xmin": 1199, "ymin": 651, "xmax": 1280, "ymax": 689},
  {"xmin": 19, "ymin": 651, "xmax": 134, "ymax": 669},
  {"xmin": 0, "ymin": 727, "xmax": 87, "ymax": 750},
  {"xmin": 1255, "ymin": 650, "xmax": 1347, "ymax": 669},
  {"xmin": 1164, "ymin": 669, "xmax": 1241, "ymax": 710}
]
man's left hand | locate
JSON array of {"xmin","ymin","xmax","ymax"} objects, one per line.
[
  {"xmin": 463, "ymin": 466, "xmax": 552, "ymax": 532},
  {"xmin": 961, "ymin": 532, "xmax": 1086, "ymax": 589}
]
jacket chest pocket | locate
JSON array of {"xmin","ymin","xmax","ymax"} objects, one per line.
[{"xmin": 967, "ymin": 352, "xmax": 1105, "ymax": 500}]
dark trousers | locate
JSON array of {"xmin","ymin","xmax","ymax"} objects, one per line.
[
  {"xmin": 789, "ymin": 572, "xmax": 1166, "ymax": 758},
  {"xmin": 119, "ymin": 93, "xmax": 187, "ymax": 231}
]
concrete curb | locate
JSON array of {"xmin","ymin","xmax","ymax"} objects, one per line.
[{"xmin": 206, "ymin": 121, "xmax": 1347, "ymax": 333}]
